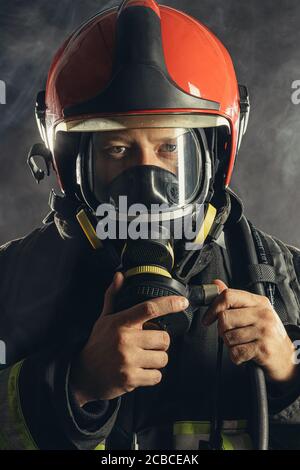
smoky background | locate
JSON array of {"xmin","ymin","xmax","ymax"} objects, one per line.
[{"xmin": 0, "ymin": 0, "xmax": 299, "ymax": 246}]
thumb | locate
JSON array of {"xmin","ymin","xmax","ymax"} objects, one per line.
[
  {"xmin": 201, "ymin": 279, "xmax": 228, "ymax": 327},
  {"xmin": 211, "ymin": 278, "xmax": 228, "ymax": 294},
  {"xmin": 102, "ymin": 272, "xmax": 124, "ymax": 316}
]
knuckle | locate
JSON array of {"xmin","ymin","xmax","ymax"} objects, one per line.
[
  {"xmin": 121, "ymin": 369, "xmax": 136, "ymax": 392},
  {"xmin": 260, "ymin": 307, "xmax": 275, "ymax": 325},
  {"xmin": 263, "ymin": 302, "xmax": 273, "ymax": 316},
  {"xmin": 166, "ymin": 297, "xmax": 174, "ymax": 312},
  {"xmin": 117, "ymin": 348, "xmax": 130, "ymax": 368},
  {"xmin": 230, "ymin": 346, "xmax": 240, "ymax": 363},
  {"xmin": 161, "ymin": 352, "xmax": 169, "ymax": 367},
  {"xmin": 143, "ymin": 301, "xmax": 157, "ymax": 318},
  {"xmin": 225, "ymin": 330, "xmax": 236, "ymax": 344},
  {"xmin": 168, "ymin": 296, "xmax": 179, "ymax": 312},
  {"xmin": 116, "ymin": 329, "xmax": 130, "ymax": 350},
  {"xmin": 219, "ymin": 310, "xmax": 228, "ymax": 329},
  {"xmin": 154, "ymin": 370, "xmax": 162, "ymax": 384},
  {"xmin": 231, "ymin": 345, "xmax": 246, "ymax": 364},
  {"xmin": 263, "ymin": 322, "xmax": 277, "ymax": 339},
  {"xmin": 261, "ymin": 310, "xmax": 276, "ymax": 335},
  {"xmin": 222, "ymin": 289, "xmax": 232, "ymax": 307},
  {"xmin": 259, "ymin": 341, "xmax": 272, "ymax": 360},
  {"xmin": 115, "ymin": 337, "xmax": 132, "ymax": 366},
  {"xmin": 161, "ymin": 332, "xmax": 171, "ymax": 350},
  {"xmin": 261, "ymin": 296, "xmax": 271, "ymax": 308}
]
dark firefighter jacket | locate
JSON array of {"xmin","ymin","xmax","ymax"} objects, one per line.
[{"xmin": 1, "ymin": 194, "xmax": 300, "ymax": 450}]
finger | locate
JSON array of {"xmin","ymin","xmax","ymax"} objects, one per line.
[
  {"xmin": 137, "ymin": 350, "xmax": 169, "ymax": 369},
  {"xmin": 212, "ymin": 279, "xmax": 228, "ymax": 293},
  {"xmin": 128, "ymin": 368, "xmax": 163, "ymax": 388},
  {"xmin": 102, "ymin": 272, "xmax": 124, "ymax": 316},
  {"xmin": 134, "ymin": 330, "xmax": 171, "ymax": 351},
  {"xmin": 216, "ymin": 307, "xmax": 263, "ymax": 332},
  {"xmin": 229, "ymin": 341, "xmax": 258, "ymax": 365},
  {"xmin": 138, "ymin": 369, "xmax": 163, "ymax": 387},
  {"xmin": 223, "ymin": 325, "xmax": 259, "ymax": 347},
  {"xmin": 116, "ymin": 295, "xmax": 189, "ymax": 329},
  {"xmin": 202, "ymin": 288, "xmax": 270, "ymax": 326}
]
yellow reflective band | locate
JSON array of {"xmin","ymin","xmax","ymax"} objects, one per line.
[
  {"xmin": 193, "ymin": 203, "xmax": 217, "ymax": 245},
  {"xmin": 222, "ymin": 434, "xmax": 234, "ymax": 450},
  {"xmin": 124, "ymin": 266, "xmax": 172, "ymax": 278},
  {"xmin": 76, "ymin": 209, "xmax": 102, "ymax": 250},
  {"xmin": 8, "ymin": 361, "xmax": 38, "ymax": 450},
  {"xmin": 0, "ymin": 427, "xmax": 10, "ymax": 450},
  {"xmin": 173, "ymin": 420, "xmax": 252, "ymax": 451},
  {"xmin": 94, "ymin": 441, "xmax": 106, "ymax": 450},
  {"xmin": 174, "ymin": 421, "xmax": 211, "ymax": 435}
]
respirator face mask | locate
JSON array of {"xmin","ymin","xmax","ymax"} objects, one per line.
[
  {"xmin": 76, "ymin": 125, "xmax": 217, "ymax": 338},
  {"xmin": 82, "ymin": 127, "xmax": 209, "ymax": 215}
]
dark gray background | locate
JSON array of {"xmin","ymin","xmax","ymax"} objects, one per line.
[{"xmin": 0, "ymin": 0, "xmax": 299, "ymax": 246}]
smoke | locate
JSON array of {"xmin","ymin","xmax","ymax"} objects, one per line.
[{"xmin": 0, "ymin": 0, "xmax": 299, "ymax": 246}]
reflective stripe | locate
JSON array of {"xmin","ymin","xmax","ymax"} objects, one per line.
[
  {"xmin": 174, "ymin": 421, "xmax": 211, "ymax": 435},
  {"xmin": 0, "ymin": 361, "xmax": 38, "ymax": 449},
  {"xmin": 94, "ymin": 440, "xmax": 106, "ymax": 450},
  {"xmin": 173, "ymin": 420, "xmax": 252, "ymax": 450},
  {"xmin": 0, "ymin": 425, "xmax": 11, "ymax": 450},
  {"xmin": 221, "ymin": 434, "xmax": 234, "ymax": 450},
  {"xmin": 8, "ymin": 362, "xmax": 38, "ymax": 450}
]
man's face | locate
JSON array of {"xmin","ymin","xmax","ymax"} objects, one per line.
[{"xmin": 92, "ymin": 127, "xmax": 187, "ymax": 186}]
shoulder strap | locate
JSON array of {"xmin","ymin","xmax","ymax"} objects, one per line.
[{"xmin": 248, "ymin": 223, "xmax": 300, "ymax": 326}]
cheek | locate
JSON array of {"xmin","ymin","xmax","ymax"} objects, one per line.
[
  {"xmin": 95, "ymin": 158, "xmax": 127, "ymax": 184},
  {"xmin": 162, "ymin": 157, "xmax": 178, "ymax": 175}
]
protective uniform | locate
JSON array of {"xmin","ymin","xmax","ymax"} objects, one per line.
[{"xmin": 1, "ymin": 0, "xmax": 300, "ymax": 450}]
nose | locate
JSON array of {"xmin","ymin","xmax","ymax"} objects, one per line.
[{"xmin": 134, "ymin": 145, "xmax": 160, "ymax": 166}]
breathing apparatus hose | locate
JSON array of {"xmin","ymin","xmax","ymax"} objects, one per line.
[{"xmin": 232, "ymin": 215, "xmax": 269, "ymax": 450}]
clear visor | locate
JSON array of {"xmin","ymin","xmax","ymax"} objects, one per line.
[{"xmin": 85, "ymin": 127, "xmax": 207, "ymax": 209}]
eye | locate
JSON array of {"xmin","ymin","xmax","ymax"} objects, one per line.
[
  {"xmin": 104, "ymin": 146, "xmax": 128, "ymax": 159},
  {"xmin": 159, "ymin": 143, "xmax": 178, "ymax": 155}
]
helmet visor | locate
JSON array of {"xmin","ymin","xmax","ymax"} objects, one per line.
[{"xmin": 84, "ymin": 127, "xmax": 208, "ymax": 212}]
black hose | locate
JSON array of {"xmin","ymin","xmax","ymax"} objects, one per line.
[
  {"xmin": 235, "ymin": 215, "xmax": 269, "ymax": 450},
  {"xmin": 209, "ymin": 336, "xmax": 224, "ymax": 450}
]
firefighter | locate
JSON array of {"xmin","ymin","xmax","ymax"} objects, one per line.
[{"xmin": 1, "ymin": 0, "xmax": 300, "ymax": 450}]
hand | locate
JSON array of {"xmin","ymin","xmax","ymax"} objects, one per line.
[
  {"xmin": 202, "ymin": 280, "xmax": 298, "ymax": 385},
  {"xmin": 70, "ymin": 272, "xmax": 189, "ymax": 406}
]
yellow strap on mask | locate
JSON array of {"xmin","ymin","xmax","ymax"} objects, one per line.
[
  {"xmin": 192, "ymin": 203, "xmax": 217, "ymax": 246},
  {"xmin": 76, "ymin": 209, "xmax": 102, "ymax": 249}
]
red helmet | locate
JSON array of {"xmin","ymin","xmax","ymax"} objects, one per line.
[{"xmin": 35, "ymin": 0, "xmax": 249, "ymax": 216}]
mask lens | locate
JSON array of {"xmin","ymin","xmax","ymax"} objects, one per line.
[{"xmin": 86, "ymin": 127, "xmax": 206, "ymax": 209}]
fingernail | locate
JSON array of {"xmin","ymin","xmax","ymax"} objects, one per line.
[{"xmin": 180, "ymin": 297, "xmax": 189, "ymax": 309}]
